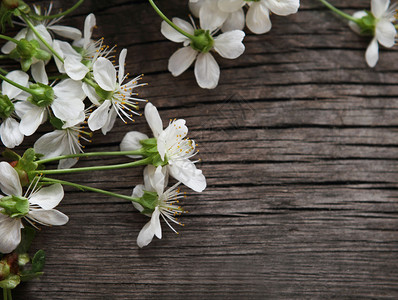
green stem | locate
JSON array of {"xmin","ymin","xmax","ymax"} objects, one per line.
[
  {"xmin": 0, "ymin": 55, "xmax": 9, "ymax": 60},
  {"xmin": 3, "ymin": 288, "xmax": 7, "ymax": 300},
  {"xmin": 6, "ymin": 290, "xmax": 10, "ymax": 300},
  {"xmin": 148, "ymin": 0, "xmax": 196, "ymax": 40},
  {"xmin": 40, "ymin": 177, "xmax": 143, "ymax": 205},
  {"xmin": 318, "ymin": 0, "xmax": 359, "ymax": 23},
  {"xmin": 0, "ymin": 73, "xmax": 37, "ymax": 95},
  {"xmin": 33, "ymin": 0, "xmax": 85, "ymax": 20},
  {"xmin": 36, "ymin": 149, "xmax": 146, "ymax": 164},
  {"xmin": 0, "ymin": 34, "xmax": 18, "ymax": 44},
  {"xmin": 0, "ymin": 67, "xmax": 8, "ymax": 75},
  {"xmin": 20, "ymin": 13, "xmax": 64, "ymax": 62},
  {"xmin": 33, "ymin": 157, "xmax": 152, "ymax": 175},
  {"xmin": 83, "ymin": 77, "xmax": 98, "ymax": 89}
]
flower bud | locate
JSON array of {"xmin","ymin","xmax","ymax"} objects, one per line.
[
  {"xmin": 0, "ymin": 94, "xmax": 15, "ymax": 119},
  {"xmin": 190, "ymin": 29, "xmax": 214, "ymax": 53}
]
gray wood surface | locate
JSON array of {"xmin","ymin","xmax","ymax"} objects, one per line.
[{"xmin": 3, "ymin": 0, "xmax": 398, "ymax": 298}]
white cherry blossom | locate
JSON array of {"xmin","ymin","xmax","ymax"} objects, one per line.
[
  {"xmin": 121, "ymin": 103, "xmax": 206, "ymax": 192},
  {"xmin": 349, "ymin": 0, "xmax": 397, "ymax": 67},
  {"xmin": 87, "ymin": 48, "xmax": 145, "ymax": 134},
  {"xmin": 0, "ymin": 162, "xmax": 68, "ymax": 254},
  {"xmin": 161, "ymin": 17, "xmax": 245, "ymax": 89},
  {"xmin": 133, "ymin": 165, "xmax": 185, "ymax": 248}
]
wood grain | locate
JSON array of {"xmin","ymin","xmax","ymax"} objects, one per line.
[{"xmin": 1, "ymin": 0, "xmax": 397, "ymax": 299}]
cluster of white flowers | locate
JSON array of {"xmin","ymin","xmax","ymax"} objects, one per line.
[
  {"xmin": 158, "ymin": 0, "xmax": 300, "ymax": 89},
  {"xmin": 189, "ymin": 0, "xmax": 300, "ymax": 34},
  {"xmin": 121, "ymin": 103, "xmax": 206, "ymax": 247},
  {"xmin": 0, "ymin": 161, "xmax": 68, "ymax": 253},
  {"xmin": 0, "ymin": 11, "xmax": 145, "ymax": 168}
]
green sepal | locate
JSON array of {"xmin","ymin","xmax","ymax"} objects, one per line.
[
  {"xmin": 17, "ymin": 148, "xmax": 38, "ymax": 172},
  {"xmin": 355, "ymin": 10, "xmax": 376, "ymax": 35},
  {"xmin": 20, "ymin": 271, "xmax": 43, "ymax": 281},
  {"xmin": 191, "ymin": 29, "xmax": 214, "ymax": 53},
  {"xmin": 50, "ymin": 116, "xmax": 65, "ymax": 130},
  {"xmin": 0, "ymin": 195, "xmax": 29, "ymax": 218},
  {"xmin": 28, "ymin": 83, "xmax": 54, "ymax": 107},
  {"xmin": 0, "ymin": 94, "xmax": 14, "ymax": 119},
  {"xmin": 20, "ymin": 56, "xmax": 32, "ymax": 72},
  {"xmin": 94, "ymin": 84, "xmax": 112, "ymax": 102},
  {"xmin": 0, "ymin": 274, "xmax": 20, "ymax": 289},
  {"xmin": 140, "ymin": 138, "xmax": 157, "ymax": 147},
  {"xmin": 139, "ymin": 191, "xmax": 158, "ymax": 212}
]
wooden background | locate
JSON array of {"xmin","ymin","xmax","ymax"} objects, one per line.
[{"xmin": 3, "ymin": 0, "xmax": 398, "ymax": 298}]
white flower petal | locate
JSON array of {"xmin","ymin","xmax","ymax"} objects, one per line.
[
  {"xmin": 168, "ymin": 160, "xmax": 207, "ymax": 192},
  {"xmin": 64, "ymin": 56, "xmax": 89, "ymax": 81},
  {"xmin": 34, "ymin": 130, "xmax": 68, "ymax": 159},
  {"xmin": 118, "ymin": 49, "xmax": 127, "ymax": 84},
  {"xmin": 82, "ymin": 82, "xmax": 101, "ymax": 105},
  {"xmin": 200, "ymin": 0, "xmax": 229, "ymax": 31},
  {"xmin": 120, "ymin": 131, "xmax": 149, "ymax": 158},
  {"xmin": 53, "ymin": 78, "xmax": 85, "ymax": 100},
  {"xmin": 26, "ymin": 25, "xmax": 53, "ymax": 50},
  {"xmin": 376, "ymin": 19, "xmax": 396, "ymax": 48},
  {"xmin": 1, "ymin": 28, "xmax": 27, "ymax": 54},
  {"xmin": 214, "ymin": 30, "xmax": 245, "ymax": 59},
  {"xmin": 0, "ymin": 161, "xmax": 22, "ymax": 196},
  {"xmin": 194, "ymin": 52, "xmax": 220, "ymax": 89},
  {"xmin": 221, "ymin": 9, "xmax": 246, "ymax": 32},
  {"xmin": 246, "ymin": 2, "xmax": 272, "ymax": 34},
  {"xmin": 218, "ymin": 0, "xmax": 245, "ymax": 13},
  {"xmin": 28, "ymin": 209, "xmax": 69, "ymax": 226},
  {"xmin": 0, "ymin": 118, "xmax": 24, "ymax": 148},
  {"xmin": 48, "ymin": 25, "xmax": 82, "ymax": 40},
  {"xmin": 371, "ymin": 0, "xmax": 389, "ymax": 18},
  {"xmin": 0, "ymin": 215, "xmax": 22, "ymax": 254},
  {"xmin": 149, "ymin": 166, "xmax": 166, "ymax": 196},
  {"xmin": 51, "ymin": 96, "xmax": 85, "ymax": 122},
  {"xmin": 144, "ymin": 102, "xmax": 164, "ymax": 138},
  {"xmin": 168, "ymin": 46, "xmax": 198, "ymax": 77},
  {"xmin": 365, "ymin": 37, "xmax": 379, "ymax": 67},
  {"xmin": 84, "ymin": 13, "xmax": 96, "ymax": 49},
  {"xmin": 137, "ymin": 207, "xmax": 161, "ymax": 248},
  {"xmin": 132, "ymin": 184, "xmax": 145, "ymax": 200},
  {"xmin": 264, "ymin": 0, "xmax": 300, "ymax": 16},
  {"xmin": 31, "ymin": 61, "xmax": 48, "ymax": 85},
  {"xmin": 101, "ymin": 105, "xmax": 117, "ymax": 135},
  {"xmin": 88, "ymin": 100, "xmax": 111, "ymax": 131},
  {"xmin": 161, "ymin": 18, "xmax": 193, "ymax": 43},
  {"xmin": 19, "ymin": 106, "xmax": 46, "ymax": 136},
  {"xmin": 93, "ymin": 57, "xmax": 116, "ymax": 91},
  {"xmin": 189, "ymin": 0, "xmax": 203, "ymax": 17},
  {"xmin": 2, "ymin": 70, "xmax": 29, "ymax": 99},
  {"xmin": 29, "ymin": 184, "xmax": 64, "ymax": 210}
]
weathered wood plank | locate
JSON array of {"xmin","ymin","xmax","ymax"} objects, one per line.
[{"xmin": 4, "ymin": 0, "xmax": 398, "ymax": 299}]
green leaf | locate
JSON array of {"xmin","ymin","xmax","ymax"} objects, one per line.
[
  {"xmin": 15, "ymin": 227, "xmax": 36, "ymax": 254},
  {"xmin": 2, "ymin": 149, "xmax": 20, "ymax": 161},
  {"xmin": 17, "ymin": 148, "xmax": 38, "ymax": 172},
  {"xmin": 0, "ymin": 275, "xmax": 20, "ymax": 289},
  {"xmin": 31, "ymin": 250, "xmax": 45, "ymax": 273}
]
